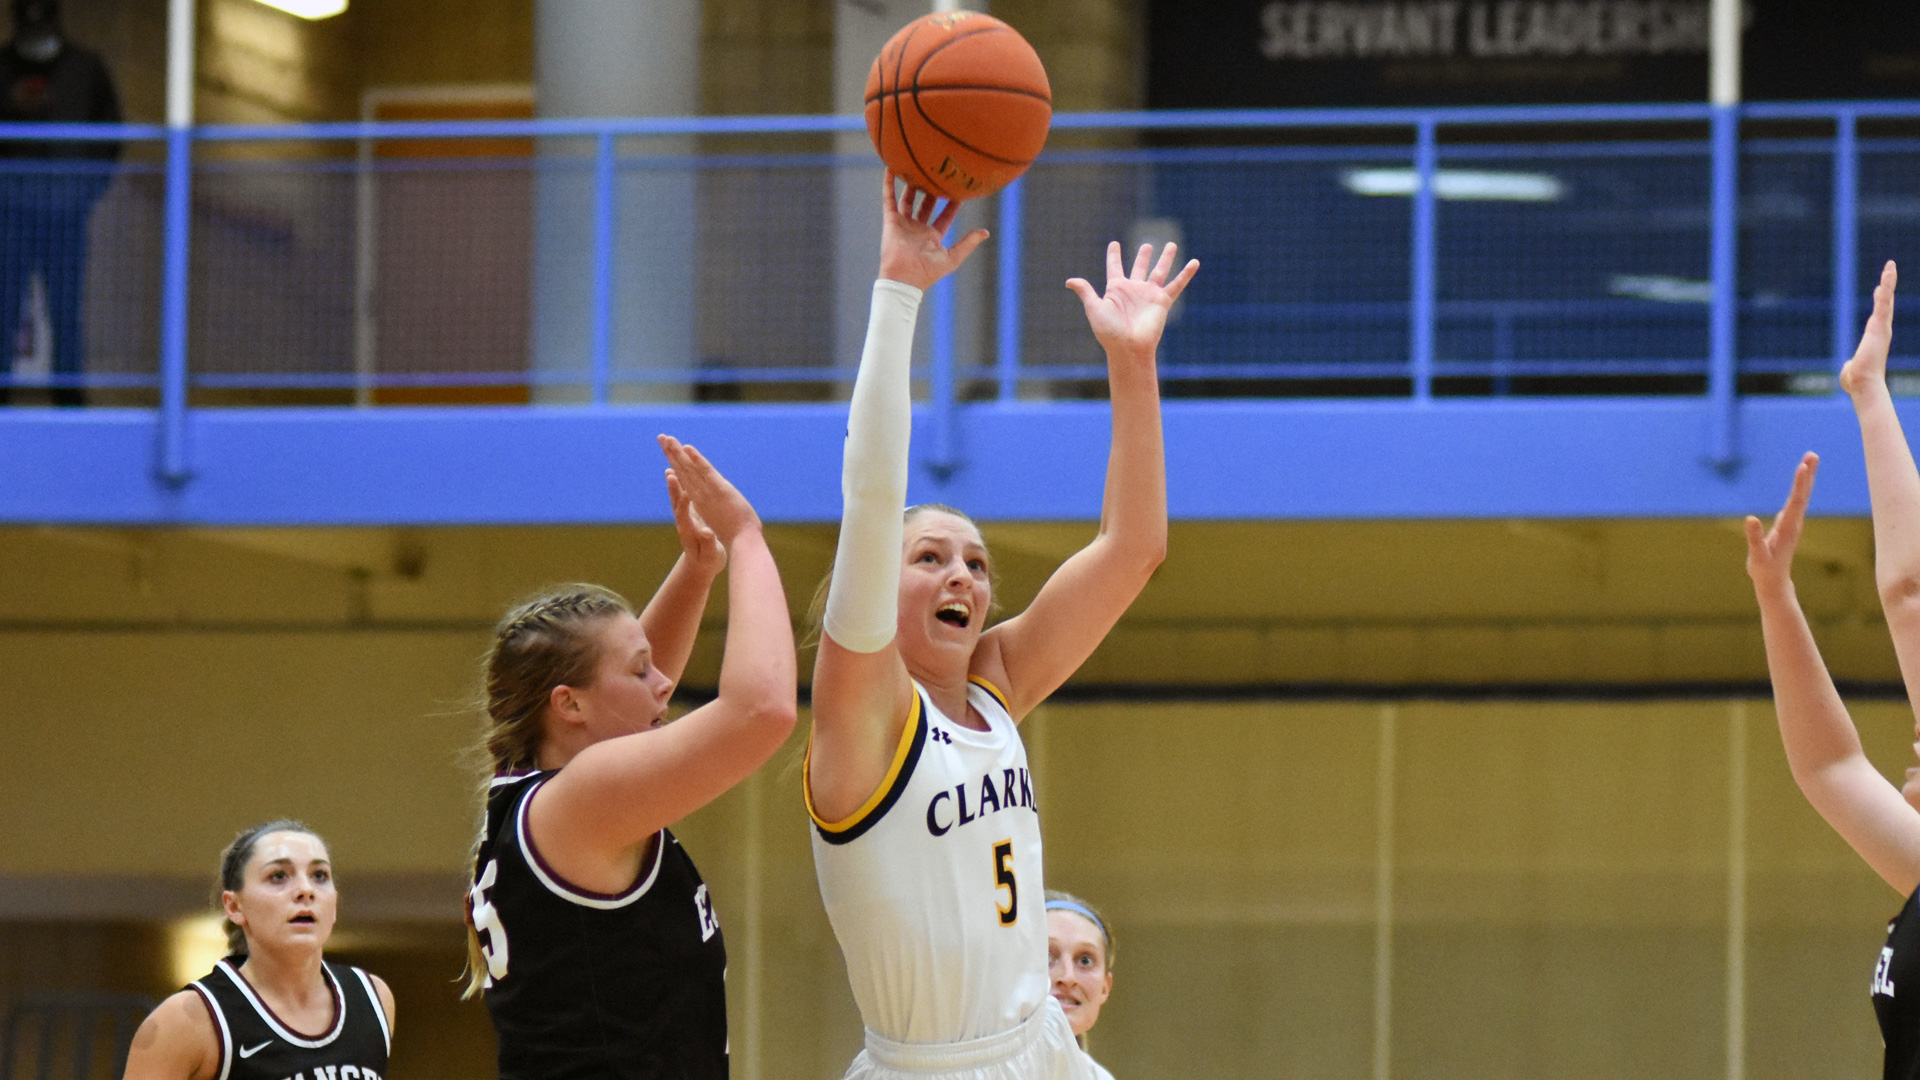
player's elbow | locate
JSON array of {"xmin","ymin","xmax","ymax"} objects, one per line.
[
  {"xmin": 1110, "ymin": 532, "xmax": 1167, "ymax": 580},
  {"xmin": 1136, "ymin": 533, "xmax": 1168, "ymax": 573},
  {"xmin": 1094, "ymin": 523, "xmax": 1167, "ymax": 576},
  {"xmin": 741, "ymin": 686, "xmax": 798, "ymax": 745},
  {"xmin": 1879, "ymin": 571, "xmax": 1920, "ymax": 614},
  {"xmin": 1789, "ymin": 754, "xmax": 1866, "ymax": 810}
]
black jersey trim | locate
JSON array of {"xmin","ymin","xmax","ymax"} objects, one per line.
[
  {"xmin": 514, "ymin": 776, "xmax": 666, "ymax": 909},
  {"xmin": 187, "ymin": 982, "xmax": 233, "ymax": 1080},
  {"xmin": 214, "ymin": 958, "xmax": 346, "ymax": 1048},
  {"xmin": 806, "ymin": 688, "xmax": 928, "ymax": 846},
  {"xmin": 350, "ymin": 967, "xmax": 389, "ymax": 1053}
]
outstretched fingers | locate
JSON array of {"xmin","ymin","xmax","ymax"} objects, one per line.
[
  {"xmin": 666, "ymin": 467, "xmax": 689, "ymax": 516},
  {"xmin": 1870, "ymin": 260, "xmax": 1899, "ymax": 339},
  {"xmin": 1844, "ymin": 261, "xmax": 1899, "ymax": 394},
  {"xmin": 881, "ymin": 171, "xmax": 903, "ymax": 216},
  {"xmin": 659, "ymin": 434, "xmax": 757, "ymax": 538},
  {"xmin": 1147, "ymin": 243, "xmax": 1180, "ymax": 285},
  {"xmin": 658, "ymin": 434, "xmax": 707, "ymax": 491},
  {"xmin": 1777, "ymin": 451, "xmax": 1819, "ymax": 536},
  {"xmin": 1130, "ymin": 243, "xmax": 1155, "ymax": 281},
  {"xmin": 1163, "ymin": 258, "xmax": 1201, "ymax": 302},
  {"xmin": 1760, "ymin": 452, "xmax": 1820, "ymax": 566},
  {"xmin": 1746, "ymin": 452, "xmax": 1819, "ymax": 580},
  {"xmin": 949, "ymin": 228, "xmax": 991, "ymax": 264},
  {"xmin": 1104, "ymin": 240, "xmax": 1124, "ymax": 287},
  {"xmin": 930, "ymin": 195, "xmax": 961, "ymax": 235},
  {"xmin": 914, "ymin": 189, "xmax": 943, "ymax": 226}
]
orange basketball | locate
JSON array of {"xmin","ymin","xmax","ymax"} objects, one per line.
[{"xmin": 864, "ymin": 12, "xmax": 1052, "ymax": 202}]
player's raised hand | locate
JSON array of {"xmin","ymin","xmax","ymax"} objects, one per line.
[
  {"xmin": 1067, "ymin": 241, "xmax": 1200, "ymax": 361},
  {"xmin": 1746, "ymin": 451, "xmax": 1819, "ymax": 591},
  {"xmin": 877, "ymin": 170, "xmax": 989, "ymax": 292},
  {"xmin": 665, "ymin": 464, "xmax": 726, "ymax": 577},
  {"xmin": 1841, "ymin": 261, "xmax": 1898, "ymax": 399},
  {"xmin": 658, "ymin": 435, "xmax": 761, "ymax": 547}
]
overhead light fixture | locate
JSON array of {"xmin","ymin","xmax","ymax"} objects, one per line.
[
  {"xmin": 1608, "ymin": 274, "xmax": 1713, "ymax": 304},
  {"xmin": 251, "ymin": 0, "xmax": 347, "ymax": 19},
  {"xmin": 1340, "ymin": 168, "xmax": 1565, "ymax": 202}
]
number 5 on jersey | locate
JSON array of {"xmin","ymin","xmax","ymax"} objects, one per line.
[
  {"xmin": 993, "ymin": 840, "xmax": 1017, "ymax": 926},
  {"xmin": 470, "ymin": 859, "xmax": 510, "ymax": 985}
]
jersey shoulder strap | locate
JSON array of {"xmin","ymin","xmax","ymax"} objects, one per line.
[
  {"xmin": 806, "ymin": 686, "xmax": 930, "ymax": 845},
  {"xmin": 328, "ymin": 962, "xmax": 390, "ymax": 1053}
]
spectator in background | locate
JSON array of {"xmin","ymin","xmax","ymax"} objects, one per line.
[{"xmin": 0, "ymin": 0, "xmax": 118, "ymax": 406}]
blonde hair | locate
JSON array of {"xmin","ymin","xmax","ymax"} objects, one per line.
[
  {"xmin": 462, "ymin": 584, "xmax": 634, "ymax": 997},
  {"xmin": 803, "ymin": 504, "xmax": 1000, "ymax": 650},
  {"xmin": 1045, "ymin": 889, "xmax": 1114, "ymax": 970}
]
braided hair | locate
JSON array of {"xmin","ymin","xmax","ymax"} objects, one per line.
[
  {"xmin": 479, "ymin": 584, "xmax": 634, "ymax": 774},
  {"xmin": 463, "ymin": 584, "xmax": 633, "ymax": 996}
]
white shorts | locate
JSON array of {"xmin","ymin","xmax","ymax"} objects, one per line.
[{"xmin": 843, "ymin": 997, "xmax": 1100, "ymax": 1080}]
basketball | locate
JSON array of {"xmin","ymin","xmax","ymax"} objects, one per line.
[{"xmin": 864, "ymin": 11, "xmax": 1052, "ymax": 202}]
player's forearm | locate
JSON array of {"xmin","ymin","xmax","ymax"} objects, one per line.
[
  {"xmin": 824, "ymin": 280, "xmax": 920, "ymax": 653},
  {"xmin": 639, "ymin": 553, "xmax": 718, "ymax": 687},
  {"xmin": 713, "ymin": 529, "xmax": 797, "ymax": 739},
  {"xmin": 1856, "ymin": 389, "xmax": 1920, "ymax": 604},
  {"xmin": 1094, "ymin": 345, "xmax": 1168, "ymax": 572},
  {"xmin": 1757, "ymin": 583, "xmax": 1867, "ymax": 777}
]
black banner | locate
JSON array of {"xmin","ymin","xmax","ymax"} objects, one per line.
[{"xmin": 1147, "ymin": 1, "xmax": 1920, "ymax": 108}]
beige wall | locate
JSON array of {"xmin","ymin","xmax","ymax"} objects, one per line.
[
  {"xmin": 2, "ymin": 517, "xmax": 1909, "ymax": 1077},
  {"xmin": 4, "ymin": 679, "xmax": 1911, "ymax": 1079}
]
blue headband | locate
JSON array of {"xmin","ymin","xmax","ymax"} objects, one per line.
[{"xmin": 1046, "ymin": 899, "xmax": 1107, "ymax": 940}]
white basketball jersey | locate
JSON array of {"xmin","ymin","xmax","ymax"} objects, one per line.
[{"xmin": 808, "ymin": 677, "xmax": 1048, "ymax": 1045}]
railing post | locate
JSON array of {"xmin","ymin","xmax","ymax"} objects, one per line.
[
  {"xmin": 1832, "ymin": 108, "xmax": 1858, "ymax": 380},
  {"xmin": 159, "ymin": 127, "xmax": 192, "ymax": 485},
  {"xmin": 157, "ymin": 0, "xmax": 194, "ymax": 487},
  {"xmin": 927, "ymin": 273, "xmax": 957, "ymax": 479},
  {"xmin": 1706, "ymin": 103, "xmax": 1740, "ymax": 473},
  {"xmin": 590, "ymin": 130, "xmax": 616, "ymax": 406},
  {"xmin": 1410, "ymin": 118, "xmax": 1437, "ymax": 403},
  {"xmin": 155, "ymin": 0, "xmax": 194, "ymax": 484},
  {"xmin": 996, "ymin": 177, "xmax": 1023, "ymax": 402}
]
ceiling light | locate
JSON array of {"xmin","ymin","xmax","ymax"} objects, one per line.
[
  {"xmin": 1608, "ymin": 274, "xmax": 1713, "ymax": 304},
  {"xmin": 251, "ymin": 0, "xmax": 347, "ymax": 19},
  {"xmin": 1340, "ymin": 168, "xmax": 1565, "ymax": 202}
]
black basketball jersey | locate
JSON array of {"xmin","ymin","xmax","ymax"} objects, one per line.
[
  {"xmin": 469, "ymin": 770, "xmax": 728, "ymax": 1080},
  {"xmin": 187, "ymin": 958, "xmax": 389, "ymax": 1080},
  {"xmin": 1876, "ymin": 889, "xmax": 1920, "ymax": 1079}
]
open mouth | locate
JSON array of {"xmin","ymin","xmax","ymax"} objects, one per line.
[
  {"xmin": 290, "ymin": 913, "xmax": 316, "ymax": 925},
  {"xmin": 936, "ymin": 602, "xmax": 971, "ymax": 628}
]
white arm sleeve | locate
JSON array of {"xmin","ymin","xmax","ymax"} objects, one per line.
[{"xmin": 823, "ymin": 279, "xmax": 923, "ymax": 654}]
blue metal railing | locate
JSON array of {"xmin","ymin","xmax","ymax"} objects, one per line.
[{"xmin": 3, "ymin": 103, "xmax": 1920, "ymax": 470}]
